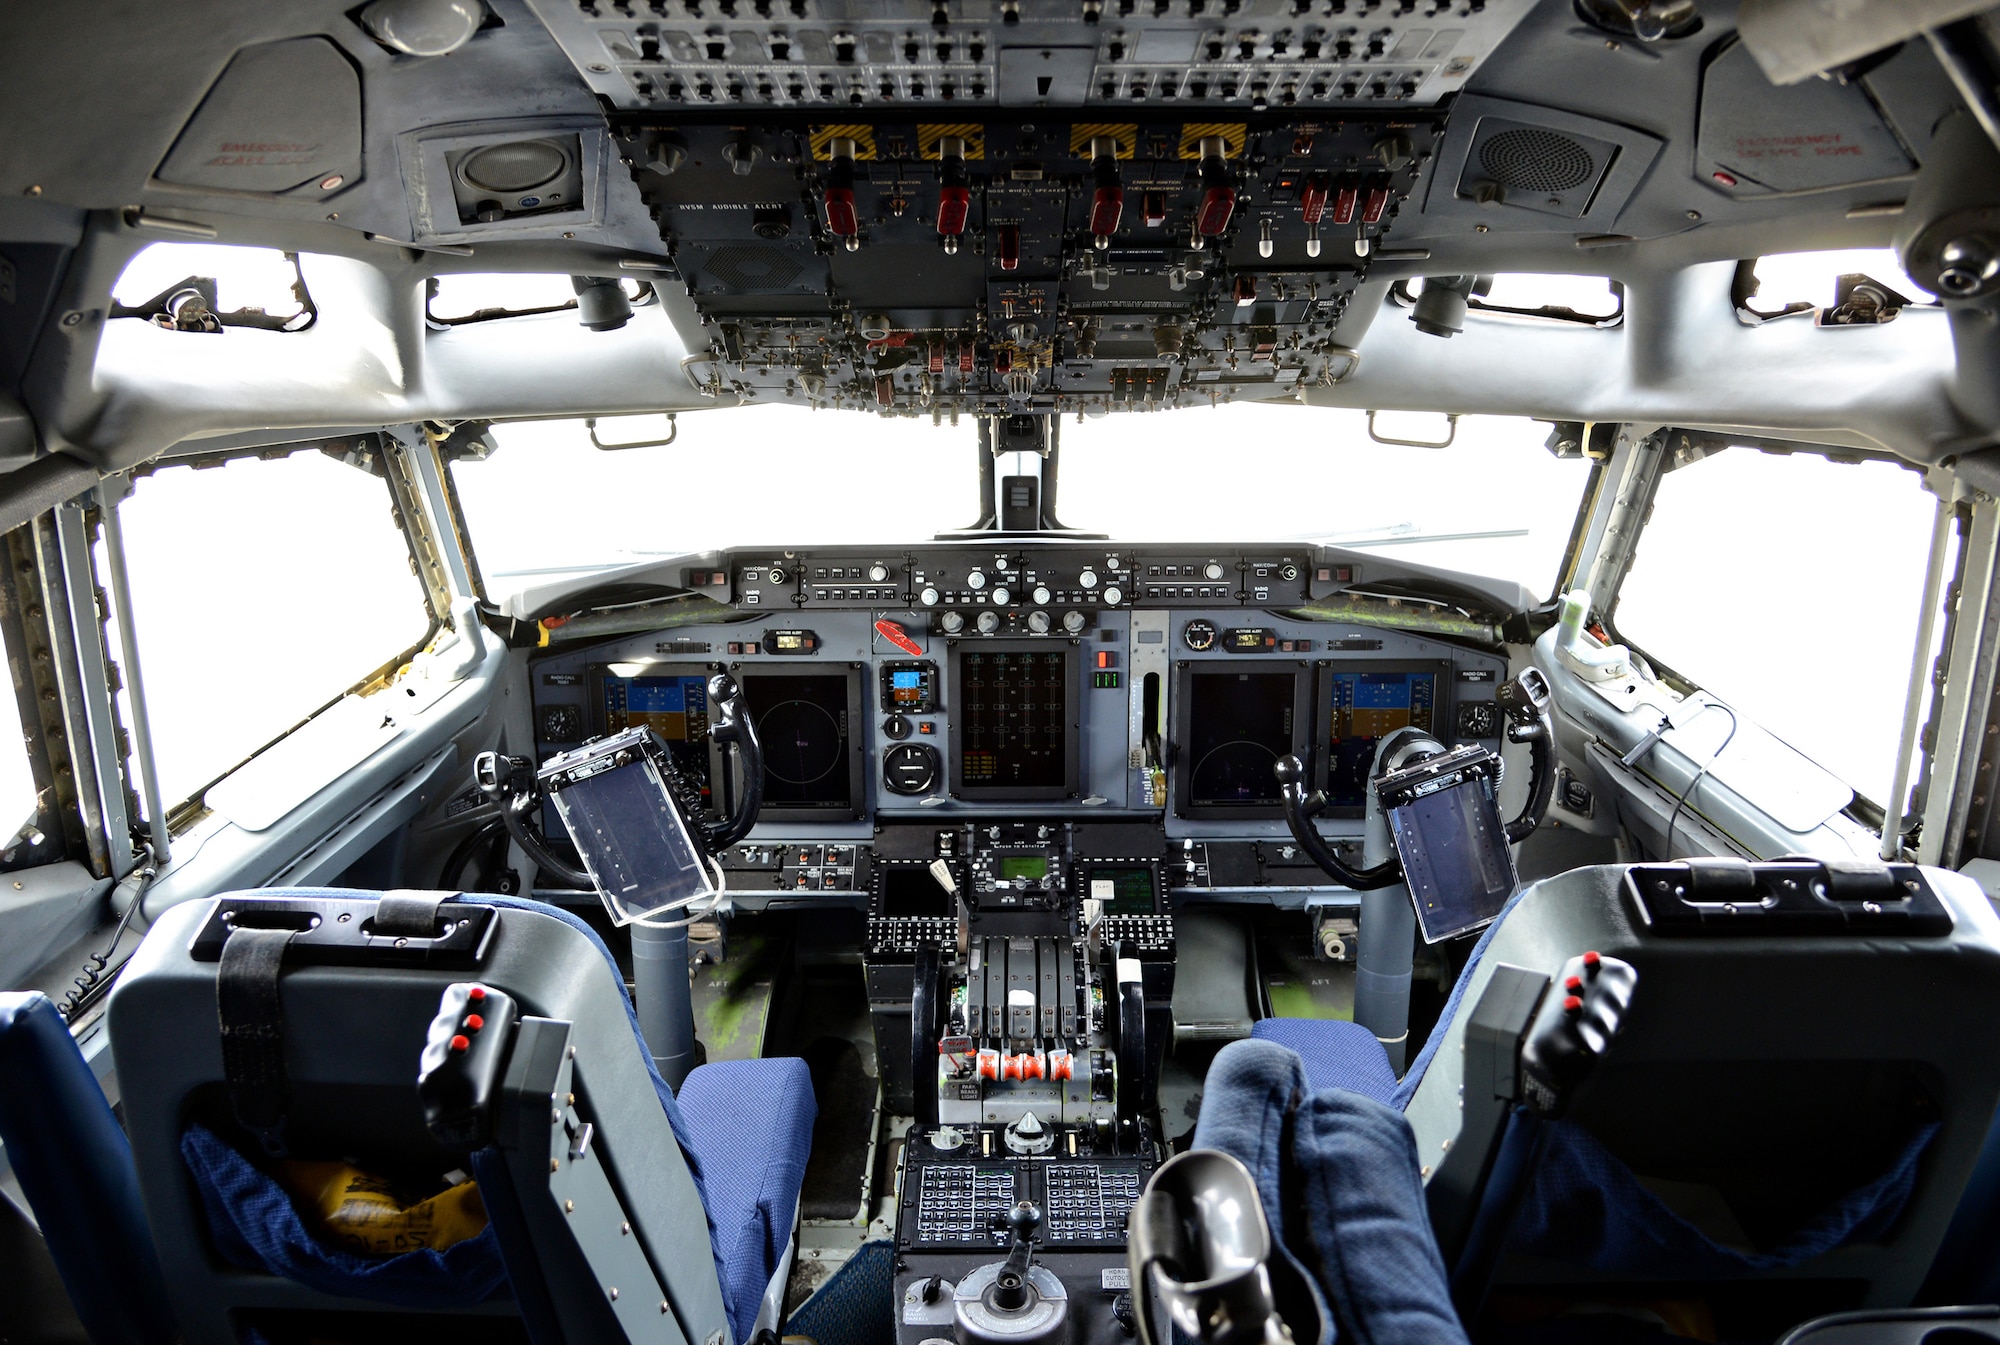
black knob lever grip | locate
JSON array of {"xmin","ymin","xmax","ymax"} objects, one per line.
[
  {"xmin": 1275, "ymin": 754, "xmax": 1400, "ymax": 891},
  {"xmin": 704, "ymin": 673, "xmax": 764, "ymax": 849}
]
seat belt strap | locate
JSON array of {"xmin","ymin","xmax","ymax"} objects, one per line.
[
  {"xmin": 217, "ymin": 925, "xmax": 298, "ymax": 1157},
  {"xmin": 376, "ymin": 889, "xmax": 449, "ymax": 937}
]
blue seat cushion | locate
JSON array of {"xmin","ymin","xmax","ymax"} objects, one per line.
[
  {"xmin": 677, "ymin": 1057, "xmax": 818, "ymax": 1344},
  {"xmin": 1250, "ymin": 1018, "xmax": 1397, "ymax": 1103}
]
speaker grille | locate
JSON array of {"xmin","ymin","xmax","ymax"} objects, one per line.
[
  {"xmin": 1479, "ymin": 128, "xmax": 1595, "ymax": 194},
  {"xmin": 702, "ymin": 245, "xmax": 805, "ymax": 292},
  {"xmin": 458, "ymin": 140, "xmax": 569, "ymax": 193}
]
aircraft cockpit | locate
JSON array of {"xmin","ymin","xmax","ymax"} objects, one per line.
[{"xmin": 5, "ymin": 3, "xmax": 2000, "ymax": 1344}]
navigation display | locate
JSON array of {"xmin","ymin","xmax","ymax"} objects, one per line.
[
  {"xmin": 737, "ymin": 669, "xmax": 865, "ymax": 817},
  {"xmin": 598, "ymin": 667, "xmax": 715, "ymax": 812},
  {"xmin": 1176, "ymin": 666, "xmax": 1308, "ymax": 816},
  {"xmin": 1325, "ymin": 664, "xmax": 1447, "ymax": 815},
  {"xmin": 880, "ymin": 866, "xmax": 954, "ymax": 917},
  {"xmin": 950, "ymin": 645, "xmax": 1077, "ymax": 801}
]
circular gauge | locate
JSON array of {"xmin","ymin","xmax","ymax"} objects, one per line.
[
  {"xmin": 884, "ymin": 743, "xmax": 941, "ymax": 795},
  {"xmin": 1183, "ymin": 619, "xmax": 1218, "ymax": 651},
  {"xmin": 1457, "ymin": 701, "xmax": 1499, "ymax": 738},
  {"xmin": 1191, "ymin": 740, "xmax": 1283, "ymax": 803},
  {"xmin": 755, "ymin": 699, "xmax": 844, "ymax": 785}
]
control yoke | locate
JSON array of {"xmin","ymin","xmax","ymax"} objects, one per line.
[
  {"xmin": 473, "ymin": 672, "xmax": 764, "ymax": 888},
  {"xmin": 1274, "ymin": 666, "xmax": 1558, "ymax": 889}
]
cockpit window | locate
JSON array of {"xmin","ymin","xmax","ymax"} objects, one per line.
[
  {"xmin": 1612, "ymin": 448, "xmax": 1947, "ymax": 808},
  {"xmin": 1059, "ymin": 406, "xmax": 1593, "ymax": 599},
  {"xmin": 110, "ymin": 243, "xmax": 312, "ymax": 331},
  {"xmin": 102, "ymin": 450, "xmax": 436, "ymax": 812},
  {"xmin": 1395, "ymin": 273, "xmax": 1623, "ymax": 323},
  {"xmin": 426, "ymin": 273, "xmax": 651, "ymax": 324},
  {"xmin": 448, "ymin": 409, "xmax": 979, "ymax": 598}
]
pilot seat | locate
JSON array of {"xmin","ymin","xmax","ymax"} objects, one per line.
[
  {"xmin": 1241, "ymin": 859, "xmax": 2000, "ymax": 1328},
  {"xmin": 104, "ymin": 887, "xmax": 816, "ymax": 1345}
]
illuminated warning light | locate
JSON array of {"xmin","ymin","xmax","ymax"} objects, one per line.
[
  {"xmin": 997, "ymin": 222, "xmax": 1021, "ymax": 271},
  {"xmin": 823, "ymin": 186, "xmax": 857, "ymax": 237},
  {"xmin": 1089, "ymin": 186, "xmax": 1124, "ymax": 243},
  {"xmin": 1197, "ymin": 185, "xmax": 1236, "ymax": 237},
  {"xmin": 936, "ymin": 185, "xmax": 971, "ymax": 238},
  {"xmin": 1300, "ymin": 176, "xmax": 1329, "ymax": 225},
  {"xmin": 1361, "ymin": 186, "xmax": 1390, "ymax": 224},
  {"xmin": 1712, "ymin": 170, "xmax": 1738, "ymax": 186}
]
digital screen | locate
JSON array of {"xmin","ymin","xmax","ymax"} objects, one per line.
[
  {"xmin": 881, "ymin": 660, "xmax": 938, "ymax": 714},
  {"xmin": 881, "ymin": 866, "xmax": 953, "ymax": 917},
  {"xmin": 601, "ymin": 672, "xmax": 713, "ymax": 807},
  {"xmin": 1088, "ymin": 866, "xmax": 1156, "ymax": 916},
  {"xmin": 1185, "ymin": 670, "xmax": 1297, "ymax": 808},
  {"xmin": 1000, "ymin": 855, "xmax": 1049, "ymax": 882},
  {"xmin": 1389, "ymin": 775, "xmax": 1516, "ymax": 943},
  {"xmin": 739, "ymin": 673, "xmax": 855, "ymax": 810},
  {"xmin": 1327, "ymin": 670, "xmax": 1439, "ymax": 810},
  {"xmin": 955, "ymin": 649, "xmax": 1072, "ymax": 796}
]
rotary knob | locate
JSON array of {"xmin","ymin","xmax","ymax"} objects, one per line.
[
  {"xmin": 1062, "ymin": 610, "xmax": 1086, "ymax": 634},
  {"xmin": 1078, "ymin": 568, "xmax": 1099, "ymax": 589},
  {"xmin": 1026, "ymin": 610, "xmax": 1051, "ymax": 634},
  {"xmin": 1203, "ymin": 561, "xmax": 1225, "ymax": 580},
  {"xmin": 1032, "ymin": 585, "xmax": 1051, "ymax": 605},
  {"xmin": 868, "ymin": 562, "xmax": 890, "ymax": 583},
  {"xmin": 967, "ymin": 570, "xmax": 988, "ymax": 590},
  {"xmin": 883, "ymin": 713, "xmax": 912, "ymax": 740},
  {"xmin": 1102, "ymin": 585, "xmax": 1123, "ymax": 606},
  {"xmin": 1279, "ymin": 562, "xmax": 1300, "ymax": 582},
  {"xmin": 919, "ymin": 586, "xmax": 940, "ymax": 606},
  {"xmin": 991, "ymin": 585, "xmax": 1012, "ymax": 605},
  {"xmin": 977, "ymin": 610, "xmax": 1001, "ymax": 634},
  {"xmin": 941, "ymin": 611, "xmax": 966, "ymax": 634}
]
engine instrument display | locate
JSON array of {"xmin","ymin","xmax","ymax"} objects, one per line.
[
  {"xmin": 597, "ymin": 667, "xmax": 714, "ymax": 811},
  {"xmin": 737, "ymin": 669, "xmax": 865, "ymax": 818},
  {"xmin": 1325, "ymin": 664, "xmax": 1448, "ymax": 815},
  {"xmin": 1176, "ymin": 666, "xmax": 1309, "ymax": 817},
  {"xmin": 951, "ymin": 645, "xmax": 1078, "ymax": 802}
]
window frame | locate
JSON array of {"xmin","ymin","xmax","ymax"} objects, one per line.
[
  {"xmin": 116, "ymin": 436, "xmax": 447, "ymax": 827},
  {"xmin": 1601, "ymin": 436, "xmax": 1945, "ymax": 825}
]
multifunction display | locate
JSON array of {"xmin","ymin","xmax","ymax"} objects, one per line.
[
  {"xmin": 951, "ymin": 645, "xmax": 1078, "ymax": 802},
  {"xmin": 597, "ymin": 667, "xmax": 714, "ymax": 812},
  {"xmin": 738, "ymin": 669, "xmax": 865, "ymax": 818},
  {"xmin": 1326, "ymin": 664, "xmax": 1448, "ymax": 815},
  {"xmin": 1175, "ymin": 665, "xmax": 1311, "ymax": 818}
]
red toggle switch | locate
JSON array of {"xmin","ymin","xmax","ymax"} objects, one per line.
[
  {"xmin": 936, "ymin": 185, "xmax": 970, "ymax": 241},
  {"xmin": 928, "ymin": 343, "xmax": 945, "ymax": 374},
  {"xmin": 1197, "ymin": 186, "xmax": 1237, "ymax": 237},
  {"xmin": 1332, "ymin": 184, "xmax": 1358, "ymax": 225},
  {"xmin": 994, "ymin": 347, "xmax": 1013, "ymax": 375},
  {"xmin": 1234, "ymin": 274, "xmax": 1257, "ymax": 305},
  {"xmin": 959, "ymin": 341, "xmax": 975, "ymax": 374},
  {"xmin": 824, "ymin": 186, "xmax": 858, "ymax": 239},
  {"xmin": 1361, "ymin": 186, "xmax": 1390, "ymax": 224},
  {"xmin": 1300, "ymin": 177, "xmax": 1329, "ymax": 225},
  {"xmin": 1090, "ymin": 186, "xmax": 1124, "ymax": 244},
  {"xmin": 1143, "ymin": 191, "xmax": 1167, "ymax": 227},
  {"xmin": 997, "ymin": 222, "xmax": 1021, "ymax": 271},
  {"xmin": 875, "ymin": 374, "xmax": 894, "ymax": 407}
]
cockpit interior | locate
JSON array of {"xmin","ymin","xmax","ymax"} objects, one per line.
[{"xmin": 5, "ymin": 3, "xmax": 2000, "ymax": 1344}]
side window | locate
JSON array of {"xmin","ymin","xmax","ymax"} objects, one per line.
[
  {"xmin": 102, "ymin": 451, "xmax": 436, "ymax": 814},
  {"xmin": 1611, "ymin": 449, "xmax": 1946, "ymax": 809}
]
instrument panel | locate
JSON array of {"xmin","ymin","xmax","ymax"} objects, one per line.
[{"xmin": 530, "ymin": 544, "xmax": 1509, "ymax": 897}]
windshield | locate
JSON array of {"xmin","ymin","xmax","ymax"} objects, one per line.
[{"xmin": 451, "ymin": 404, "xmax": 1592, "ymax": 602}]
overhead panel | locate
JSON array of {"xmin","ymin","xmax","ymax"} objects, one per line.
[{"xmin": 522, "ymin": 0, "xmax": 1536, "ymax": 113}]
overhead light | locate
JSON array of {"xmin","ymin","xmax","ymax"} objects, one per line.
[{"xmin": 359, "ymin": 0, "xmax": 484, "ymax": 57}]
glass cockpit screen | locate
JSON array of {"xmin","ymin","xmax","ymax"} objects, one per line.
[
  {"xmin": 1325, "ymin": 665, "xmax": 1446, "ymax": 816},
  {"xmin": 951, "ymin": 646, "xmax": 1076, "ymax": 800},
  {"xmin": 599, "ymin": 668, "xmax": 714, "ymax": 812},
  {"xmin": 738, "ymin": 671, "xmax": 861, "ymax": 814},
  {"xmin": 1179, "ymin": 668, "xmax": 1303, "ymax": 813}
]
